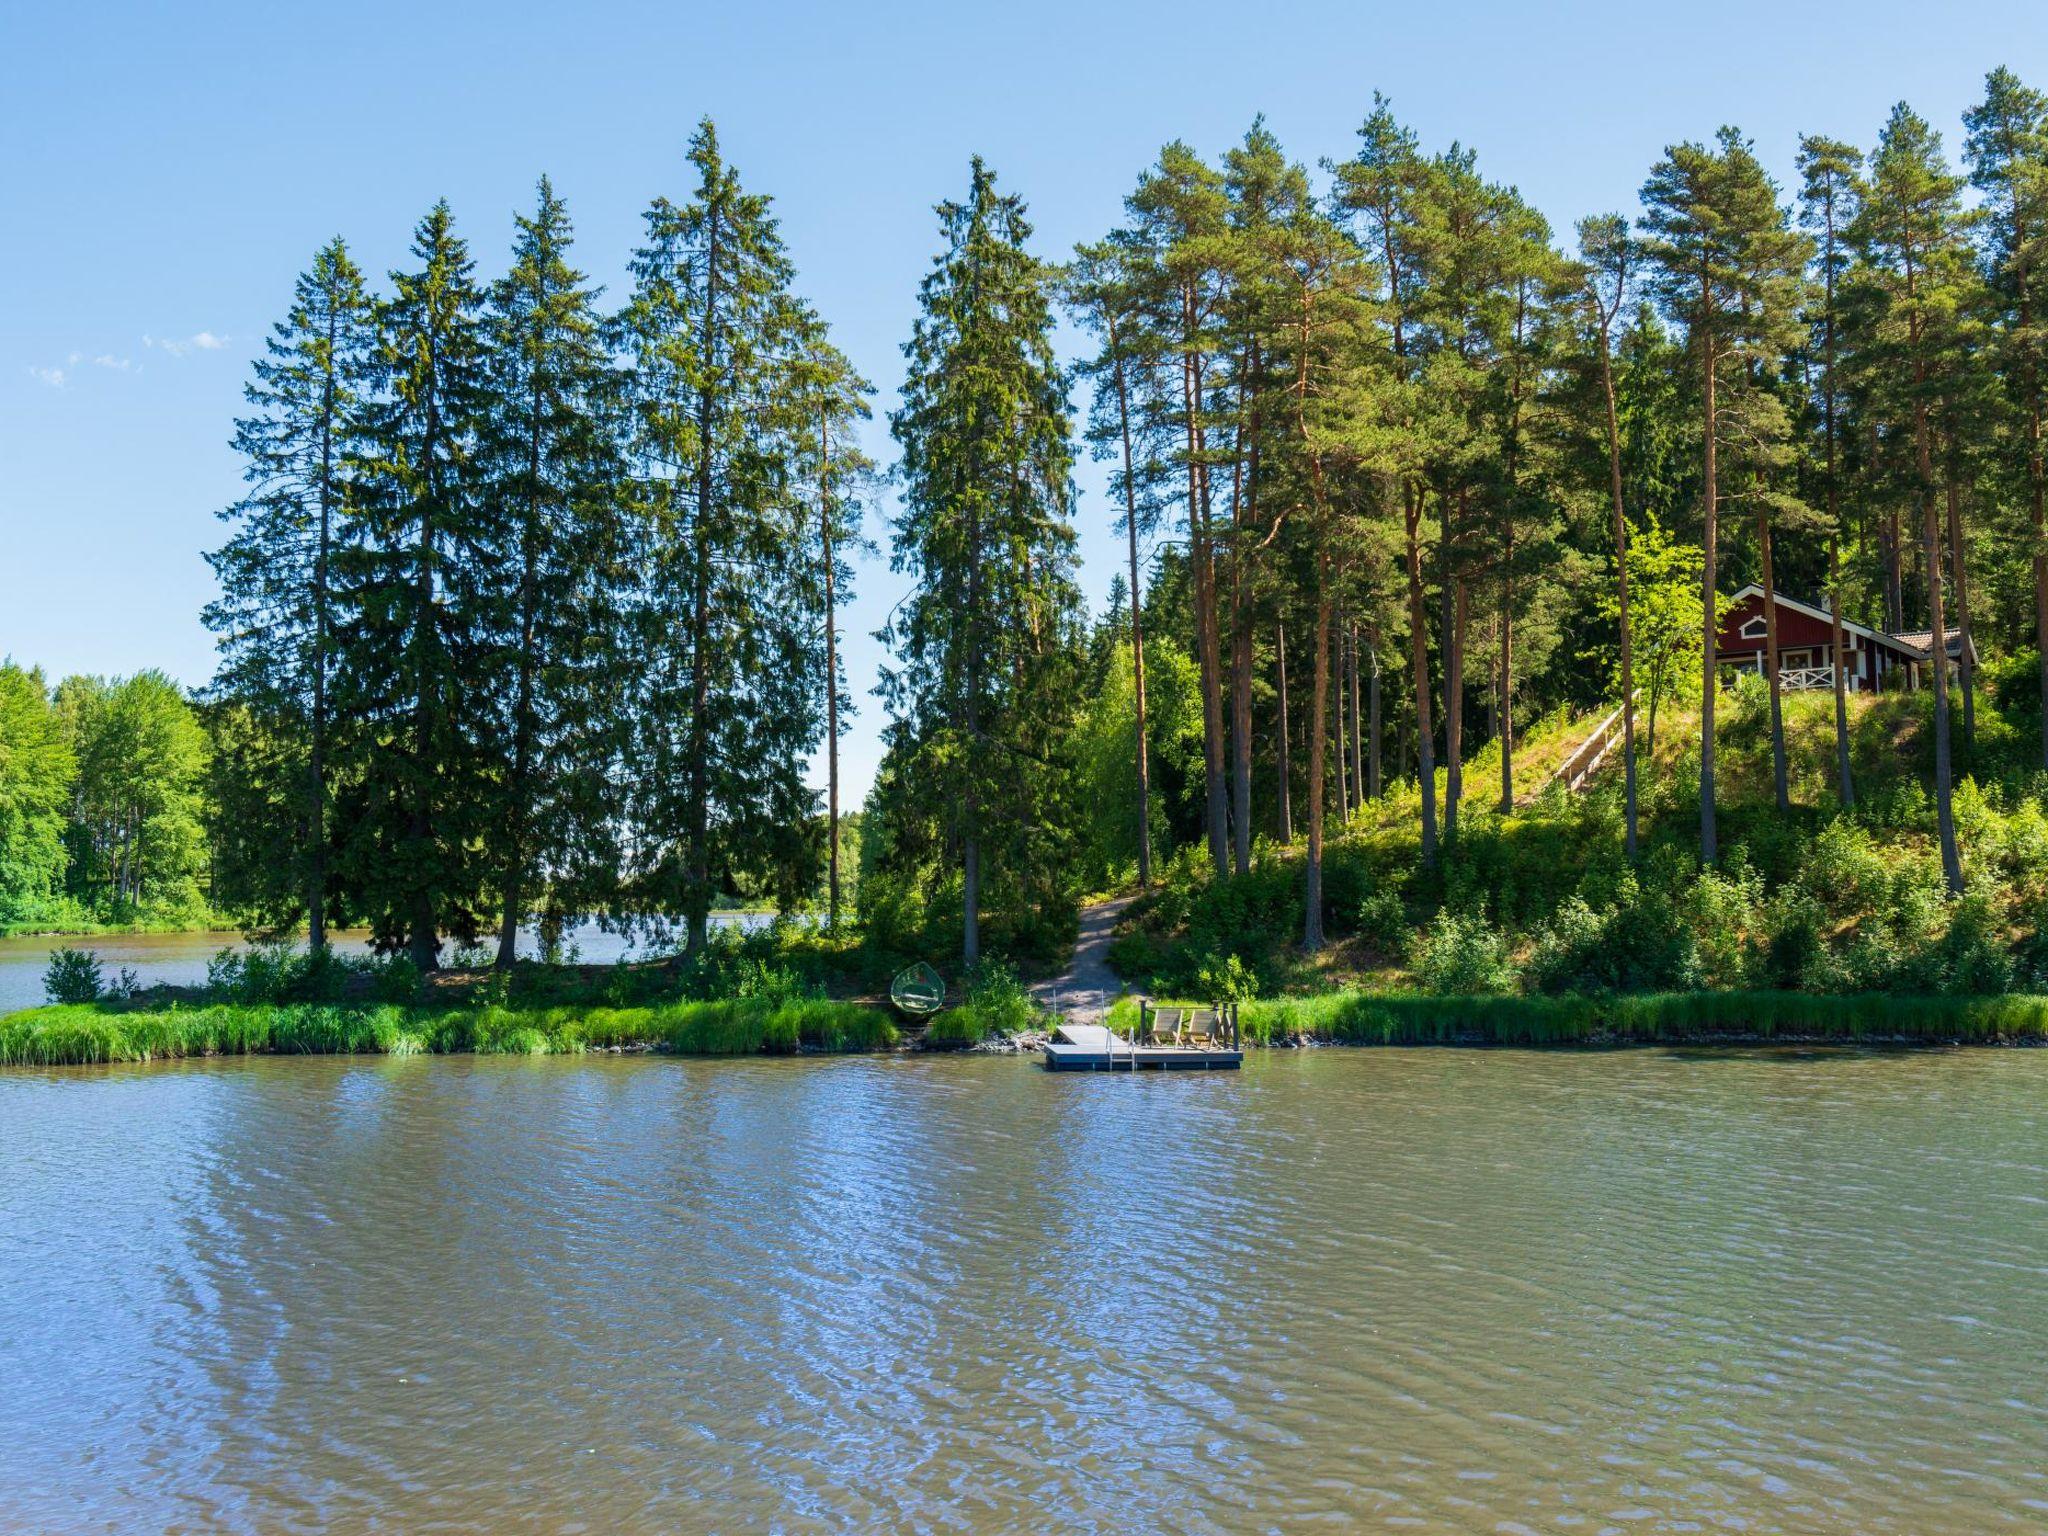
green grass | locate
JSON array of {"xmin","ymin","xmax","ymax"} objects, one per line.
[
  {"xmin": 1107, "ymin": 990, "xmax": 2048, "ymax": 1047},
  {"xmin": 0, "ymin": 997, "xmax": 898, "ymax": 1068}
]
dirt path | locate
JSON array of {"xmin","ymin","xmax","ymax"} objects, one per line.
[{"xmin": 1031, "ymin": 896, "xmax": 1135, "ymax": 1024}]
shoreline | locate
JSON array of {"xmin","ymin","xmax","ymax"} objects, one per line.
[{"xmin": 7, "ymin": 989, "xmax": 2048, "ymax": 1069}]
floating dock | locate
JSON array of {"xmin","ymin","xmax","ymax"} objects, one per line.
[{"xmin": 1041, "ymin": 1020, "xmax": 1242, "ymax": 1072}]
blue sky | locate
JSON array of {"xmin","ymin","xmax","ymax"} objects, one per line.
[{"xmin": 4, "ymin": 0, "xmax": 2041, "ymax": 804}]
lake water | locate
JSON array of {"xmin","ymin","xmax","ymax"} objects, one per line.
[
  {"xmin": 0, "ymin": 916, "xmax": 776, "ymax": 1015},
  {"xmin": 3, "ymin": 1048, "xmax": 2045, "ymax": 1532}
]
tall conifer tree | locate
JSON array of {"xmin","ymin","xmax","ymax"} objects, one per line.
[
  {"xmin": 617, "ymin": 121, "xmax": 827, "ymax": 950},
  {"xmin": 336, "ymin": 203, "xmax": 498, "ymax": 970},
  {"xmin": 883, "ymin": 159, "xmax": 1080, "ymax": 964},
  {"xmin": 482, "ymin": 178, "xmax": 631, "ymax": 966},
  {"xmin": 206, "ymin": 237, "xmax": 374, "ymax": 951}
]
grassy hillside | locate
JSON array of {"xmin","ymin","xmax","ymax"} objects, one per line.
[{"xmin": 1111, "ymin": 671, "xmax": 2048, "ymax": 1003}]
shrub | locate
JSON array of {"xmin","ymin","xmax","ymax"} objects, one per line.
[
  {"xmin": 1411, "ymin": 909, "xmax": 1515, "ymax": 995},
  {"xmin": 1355, "ymin": 887, "xmax": 1409, "ymax": 957},
  {"xmin": 960, "ymin": 958, "xmax": 1036, "ymax": 1037},
  {"xmin": 43, "ymin": 948, "xmax": 104, "ymax": 1005},
  {"xmin": 1195, "ymin": 953, "xmax": 1258, "ymax": 1007}
]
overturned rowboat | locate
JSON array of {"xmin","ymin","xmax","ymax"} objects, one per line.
[{"xmin": 889, "ymin": 962, "xmax": 946, "ymax": 1017}]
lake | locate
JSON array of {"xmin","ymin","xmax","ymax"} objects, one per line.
[
  {"xmin": 3, "ymin": 1048, "xmax": 2045, "ymax": 1532},
  {"xmin": 0, "ymin": 917, "xmax": 777, "ymax": 1015}
]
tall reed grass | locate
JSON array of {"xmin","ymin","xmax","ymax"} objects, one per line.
[
  {"xmin": 1108, "ymin": 990, "xmax": 2048, "ymax": 1048},
  {"xmin": 0, "ymin": 997, "xmax": 897, "ymax": 1068}
]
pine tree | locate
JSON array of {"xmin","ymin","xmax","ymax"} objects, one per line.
[
  {"xmin": 1576, "ymin": 213, "xmax": 1643, "ymax": 853},
  {"xmin": 1853, "ymin": 103, "xmax": 1977, "ymax": 892},
  {"xmin": 336, "ymin": 201, "xmax": 498, "ymax": 971},
  {"xmin": 1125, "ymin": 143, "xmax": 1234, "ymax": 879},
  {"xmin": 617, "ymin": 120, "xmax": 827, "ymax": 950},
  {"xmin": 205, "ymin": 237, "xmax": 374, "ymax": 950},
  {"xmin": 882, "ymin": 158, "xmax": 1080, "ymax": 964},
  {"xmin": 482, "ymin": 178, "xmax": 631, "ymax": 967},
  {"xmin": 1067, "ymin": 234, "xmax": 1166, "ymax": 888},
  {"xmin": 1271, "ymin": 190, "xmax": 1378, "ymax": 949},
  {"xmin": 1796, "ymin": 134, "xmax": 1864, "ymax": 809},
  {"xmin": 1337, "ymin": 96, "xmax": 1441, "ymax": 866},
  {"xmin": 1964, "ymin": 69, "xmax": 2048, "ymax": 768},
  {"xmin": 1640, "ymin": 128, "xmax": 1810, "ymax": 863}
]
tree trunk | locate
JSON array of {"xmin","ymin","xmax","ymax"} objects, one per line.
[
  {"xmin": 1444, "ymin": 574, "xmax": 1465, "ymax": 843},
  {"xmin": 1497, "ymin": 580, "xmax": 1514, "ymax": 814},
  {"xmin": 1275, "ymin": 622, "xmax": 1293, "ymax": 843},
  {"xmin": 1367, "ymin": 634, "xmax": 1382, "ymax": 802},
  {"xmin": 1405, "ymin": 484, "xmax": 1437, "ymax": 864},
  {"xmin": 1829, "ymin": 537, "xmax": 1854, "ymax": 809},
  {"xmin": 1759, "ymin": 509, "xmax": 1788, "ymax": 811},
  {"xmin": 1111, "ymin": 330, "xmax": 1153, "ymax": 888},
  {"xmin": 1945, "ymin": 471, "xmax": 1975, "ymax": 749},
  {"xmin": 1349, "ymin": 621, "xmax": 1365, "ymax": 815},
  {"xmin": 1915, "ymin": 389, "xmax": 1963, "ymax": 893},
  {"xmin": 1181, "ymin": 307, "xmax": 1229, "ymax": 879},
  {"xmin": 1304, "ymin": 558, "xmax": 1331, "ymax": 950},
  {"xmin": 1598, "ymin": 330, "xmax": 1638, "ymax": 856},
  {"xmin": 1335, "ymin": 618, "xmax": 1352, "ymax": 819},
  {"xmin": 1699, "ymin": 329, "xmax": 1719, "ymax": 866}
]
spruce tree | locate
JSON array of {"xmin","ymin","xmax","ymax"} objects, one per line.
[
  {"xmin": 205, "ymin": 237, "xmax": 374, "ymax": 951},
  {"xmin": 336, "ymin": 201, "xmax": 498, "ymax": 970},
  {"xmin": 482, "ymin": 178, "xmax": 631, "ymax": 967},
  {"xmin": 616, "ymin": 120, "xmax": 827, "ymax": 950},
  {"xmin": 883, "ymin": 158, "xmax": 1080, "ymax": 964},
  {"xmin": 787, "ymin": 312, "xmax": 874, "ymax": 930}
]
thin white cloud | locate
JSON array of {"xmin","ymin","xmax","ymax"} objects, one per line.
[
  {"xmin": 144, "ymin": 330, "xmax": 228, "ymax": 358},
  {"xmin": 27, "ymin": 365, "xmax": 67, "ymax": 388},
  {"xmin": 75, "ymin": 351, "xmax": 135, "ymax": 372}
]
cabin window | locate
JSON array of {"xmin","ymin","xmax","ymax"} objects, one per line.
[{"xmin": 1739, "ymin": 615, "xmax": 1767, "ymax": 640}]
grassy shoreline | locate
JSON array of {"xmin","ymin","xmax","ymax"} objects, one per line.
[
  {"xmin": 1110, "ymin": 990, "xmax": 2048, "ymax": 1048},
  {"xmin": 0, "ymin": 997, "xmax": 897, "ymax": 1068},
  {"xmin": 9, "ymin": 989, "xmax": 2048, "ymax": 1068}
]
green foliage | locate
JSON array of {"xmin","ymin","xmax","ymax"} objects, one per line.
[
  {"xmin": 1195, "ymin": 952, "xmax": 1258, "ymax": 1007},
  {"xmin": 0, "ymin": 665, "xmax": 75, "ymax": 929},
  {"xmin": 43, "ymin": 948, "xmax": 105, "ymax": 1005},
  {"xmin": 1411, "ymin": 910, "xmax": 1516, "ymax": 995},
  {"xmin": 54, "ymin": 671, "xmax": 211, "ymax": 925}
]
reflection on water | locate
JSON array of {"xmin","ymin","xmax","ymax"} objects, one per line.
[
  {"xmin": 3, "ymin": 1048, "xmax": 2046, "ymax": 1532},
  {"xmin": 0, "ymin": 916, "xmax": 777, "ymax": 1013}
]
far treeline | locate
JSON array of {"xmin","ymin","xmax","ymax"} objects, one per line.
[{"xmin": 5, "ymin": 75, "xmax": 2048, "ymax": 983}]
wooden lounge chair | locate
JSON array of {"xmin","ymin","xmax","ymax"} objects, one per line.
[
  {"xmin": 1147, "ymin": 1007, "xmax": 1185, "ymax": 1046},
  {"xmin": 1184, "ymin": 1009, "xmax": 1217, "ymax": 1047}
]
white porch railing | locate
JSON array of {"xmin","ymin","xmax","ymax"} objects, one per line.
[{"xmin": 1779, "ymin": 665, "xmax": 1835, "ymax": 691}]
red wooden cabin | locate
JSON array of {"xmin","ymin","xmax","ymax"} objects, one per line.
[{"xmin": 1713, "ymin": 584, "xmax": 1972, "ymax": 692}]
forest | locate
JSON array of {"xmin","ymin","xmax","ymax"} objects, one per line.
[{"xmin": 7, "ymin": 73, "xmax": 2048, "ymax": 1012}]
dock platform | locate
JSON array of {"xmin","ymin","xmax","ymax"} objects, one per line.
[{"xmin": 1041, "ymin": 1018, "xmax": 1242, "ymax": 1072}]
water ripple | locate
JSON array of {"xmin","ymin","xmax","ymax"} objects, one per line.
[{"xmin": 3, "ymin": 1047, "xmax": 2047, "ymax": 1531}]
